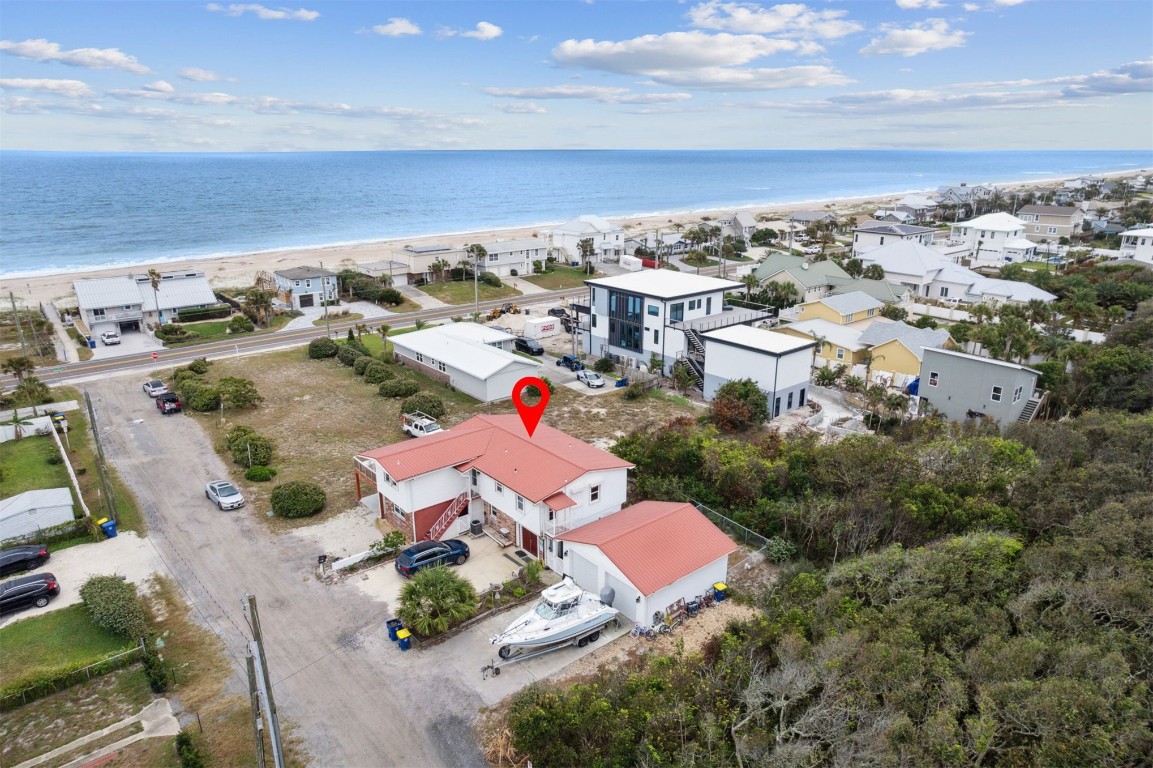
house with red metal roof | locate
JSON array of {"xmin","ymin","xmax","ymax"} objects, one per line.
[
  {"xmin": 353, "ymin": 414, "xmax": 634, "ymax": 571},
  {"xmin": 557, "ymin": 501, "xmax": 737, "ymax": 623}
]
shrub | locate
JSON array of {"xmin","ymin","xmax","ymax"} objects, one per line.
[
  {"xmin": 764, "ymin": 536, "xmax": 797, "ymax": 562},
  {"xmin": 710, "ymin": 378, "xmax": 769, "ymax": 432},
  {"xmin": 79, "ymin": 575, "xmax": 148, "ymax": 639},
  {"xmin": 172, "ymin": 370, "xmax": 201, "ymax": 390},
  {"xmin": 270, "ymin": 481, "xmax": 327, "ymax": 519},
  {"xmin": 369, "ymin": 530, "xmax": 407, "ymax": 558},
  {"xmin": 380, "ymin": 378, "xmax": 421, "ymax": 398},
  {"xmin": 141, "ymin": 646, "xmax": 169, "ymax": 693},
  {"xmin": 308, "ymin": 337, "xmax": 339, "ymax": 359},
  {"xmin": 353, "ymin": 355, "xmax": 375, "ymax": 375},
  {"xmin": 623, "ymin": 380, "xmax": 649, "ymax": 400},
  {"xmin": 183, "ymin": 383, "xmax": 221, "ymax": 412},
  {"xmin": 364, "ymin": 361, "xmax": 396, "ymax": 384},
  {"xmin": 401, "ymin": 392, "xmax": 445, "ymax": 418},
  {"xmin": 337, "ymin": 345, "xmax": 361, "ymax": 366},
  {"xmin": 479, "ymin": 272, "xmax": 502, "ymax": 287},
  {"xmin": 244, "ymin": 465, "xmax": 278, "ymax": 482},
  {"xmin": 228, "ymin": 314, "xmax": 255, "ymax": 334},
  {"xmin": 227, "ymin": 425, "xmax": 274, "ymax": 467},
  {"xmin": 378, "ymin": 288, "xmax": 403, "ymax": 306},
  {"xmin": 176, "ymin": 732, "xmax": 205, "ymax": 768},
  {"xmin": 593, "ymin": 356, "xmax": 615, "ymax": 374},
  {"xmin": 187, "ymin": 357, "xmax": 210, "ymax": 374}
]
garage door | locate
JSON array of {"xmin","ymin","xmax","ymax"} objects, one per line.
[
  {"xmin": 570, "ymin": 553, "xmax": 599, "ymax": 593},
  {"xmin": 299, "ymin": 294, "xmax": 314, "ymax": 308},
  {"xmin": 604, "ymin": 572, "xmax": 638, "ymax": 622}
]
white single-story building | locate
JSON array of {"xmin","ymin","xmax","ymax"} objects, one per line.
[
  {"xmin": 702, "ymin": 325, "xmax": 815, "ymax": 417},
  {"xmin": 557, "ymin": 501, "xmax": 736, "ymax": 623},
  {"xmin": 389, "ymin": 323, "xmax": 540, "ymax": 403},
  {"xmin": 0, "ymin": 488, "xmax": 75, "ymax": 542}
]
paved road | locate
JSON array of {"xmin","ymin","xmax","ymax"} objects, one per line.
[{"xmin": 89, "ymin": 378, "xmax": 490, "ymax": 766}]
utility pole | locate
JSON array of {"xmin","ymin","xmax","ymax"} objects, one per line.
[
  {"xmin": 320, "ymin": 262, "xmax": 331, "ymax": 337},
  {"xmin": 247, "ymin": 653, "xmax": 267, "ymax": 768},
  {"xmin": 9, "ymin": 292, "xmax": 27, "ymax": 357},
  {"xmin": 83, "ymin": 390, "xmax": 117, "ymax": 523},
  {"xmin": 245, "ymin": 594, "xmax": 285, "ymax": 768}
]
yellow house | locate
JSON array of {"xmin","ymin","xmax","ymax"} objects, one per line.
[
  {"xmin": 857, "ymin": 321, "xmax": 956, "ymax": 379},
  {"xmin": 797, "ymin": 291, "xmax": 884, "ymax": 326},
  {"xmin": 777, "ymin": 319, "xmax": 867, "ymax": 368}
]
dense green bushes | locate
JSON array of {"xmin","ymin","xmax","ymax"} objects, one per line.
[
  {"xmin": 79, "ymin": 576, "xmax": 148, "ymax": 640},
  {"xmin": 308, "ymin": 337, "xmax": 339, "ymax": 359},
  {"xmin": 353, "ymin": 355, "xmax": 374, "ymax": 375},
  {"xmin": 228, "ymin": 314, "xmax": 255, "ymax": 333},
  {"xmin": 379, "ymin": 378, "xmax": 421, "ymax": 398},
  {"xmin": 181, "ymin": 381, "xmax": 221, "ymax": 412},
  {"xmin": 187, "ymin": 357, "xmax": 209, "ymax": 374},
  {"xmin": 401, "ymin": 392, "xmax": 445, "ymax": 418},
  {"xmin": 364, "ymin": 361, "xmax": 395, "ymax": 384},
  {"xmin": 337, "ymin": 344, "xmax": 361, "ymax": 366},
  {"xmin": 244, "ymin": 465, "xmax": 277, "ymax": 482},
  {"xmin": 270, "ymin": 481, "xmax": 327, "ymax": 518},
  {"xmin": 593, "ymin": 356, "xmax": 614, "ymax": 374},
  {"xmin": 226, "ymin": 425, "xmax": 274, "ymax": 467}
]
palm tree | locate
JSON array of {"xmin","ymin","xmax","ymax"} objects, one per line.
[
  {"xmin": 2, "ymin": 356, "xmax": 36, "ymax": 383},
  {"xmin": 147, "ymin": 268, "xmax": 163, "ymax": 325},
  {"xmin": 1059, "ymin": 287, "xmax": 1100, "ymax": 333},
  {"xmin": 396, "ymin": 565, "xmax": 478, "ymax": 636},
  {"xmin": 13, "ymin": 375, "xmax": 51, "ymax": 417},
  {"xmin": 245, "ymin": 289, "xmax": 273, "ymax": 326},
  {"xmin": 577, "ymin": 238, "xmax": 595, "ymax": 273},
  {"xmin": 808, "ymin": 331, "xmax": 828, "ymax": 370},
  {"xmin": 741, "ymin": 274, "xmax": 759, "ymax": 301}
]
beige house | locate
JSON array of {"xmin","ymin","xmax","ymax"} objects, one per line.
[
  {"xmin": 796, "ymin": 291, "xmax": 884, "ymax": 326},
  {"xmin": 1016, "ymin": 205, "xmax": 1084, "ymax": 244}
]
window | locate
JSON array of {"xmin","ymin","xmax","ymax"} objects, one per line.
[
  {"xmin": 471, "ymin": 469, "xmax": 479, "ymax": 486},
  {"xmin": 787, "ymin": 392, "xmax": 793, "ymax": 409},
  {"xmin": 437, "ymin": 360, "xmax": 447, "ymax": 372},
  {"xmin": 854, "ymin": 233, "xmax": 859, "ymax": 243},
  {"xmin": 1048, "ymin": 226, "xmax": 1058, "ymax": 235},
  {"xmin": 92, "ymin": 308, "xmax": 106, "ymax": 318},
  {"xmin": 799, "ymin": 388, "xmax": 806, "ymax": 406},
  {"xmin": 590, "ymin": 485, "xmax": 601, "ymax": 502},
  {"xmin": 670, "ymin": 302, "xmax": 684, "ymax": 322},
  {"xmin": 415, "ymin": 353, "xmax": 424, "ymax": 363},
  {"xmin": 653, "ymin": 329, "xmax": 659, "ymax": 344},
  {"xmin": 928, "ymin": 371, "xmax": 939, "ymax": 387},
  {"xmin": 706, "ymin": 297, "xmax": 712, "ymax": 314},
  {"xmin": 1013, "ymin": 385, "xmax": 1023, "ymax": 403},
  {"xmin": 867, "ymin": 308, "xmax": 875, "ymax": 317},
  {"xmin": 516, "ymin": 495, "xmax": 525, "ymax": 511},
  {"xmin": 836, "ymin": 348, "xmax": 845, "ymax": 360},
  {"xmin": 1034, "ymin": 226, "xmax": 1041, "ymax": 232},
  {"xmin": 991, "ymin": 385, "xmax": 1003, "ymax": 402},
  {"xmin": 496, "ymin": 483, "xmax": 504, "ymax": 494},
  {"xmin": 980, "ymin": 231, "xmax": 987, "ymax": 238},
  {"xmin": 647, "ymin": 305, "xmax": 659, "ymax": 316},
  {"xmin": 774, "ymin": 397, "xmax": 781, "ymax": 417},
  {"xmin": 841, "ymin": 314, "xmax": 852, "ymax": 323},
  {"xmin": 940, "ymin": 286, "xmax": 949, "ymax": 298},
  {"xmin": 489, "ymin": 253, "xmax": 499, "ymax": 262},
  {"xmin": 879, "ymin": 237, "xmax": 885, "ymax": 245}
]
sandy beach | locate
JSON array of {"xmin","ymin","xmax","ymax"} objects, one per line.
[{"xmin": 2, "ymin": 172, "xmax": 1139, "ymax": 310}]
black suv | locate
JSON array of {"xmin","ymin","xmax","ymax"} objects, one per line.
[
  {"xmin": 0, "ymin": 544, "xmax": 50, "ymax": 577},
  {"xmin": 394, "ymin": 539, "xmax": 470, "ymax": 578},
  {"xmin": 514, "ymin": 337, "xmax": 544, "ymax": 356},
  {"xmin": 0, "ymin": 573, "xmax": 61, "ymax": 614},
  {"xmin": 547, "ymin": 307, "xmax": 570, "ymax": 319}
]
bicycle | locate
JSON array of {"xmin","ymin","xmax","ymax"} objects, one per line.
[{"xmin": 630, "ymin": 622, "xmax": 656, "ymax": 640}]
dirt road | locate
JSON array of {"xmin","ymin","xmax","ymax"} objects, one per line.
[{"xmin": 89, "ymin": 377, "xmax": 488, "ymax": 766}]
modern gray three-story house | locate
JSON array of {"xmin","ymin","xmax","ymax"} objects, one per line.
[{"xmin": 918, "ymin": 348, "xmax": 1044, "ymax": 428}]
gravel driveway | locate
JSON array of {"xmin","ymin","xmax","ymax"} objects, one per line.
[{"xmin": 88, "ymin": 378, "xmax": 488, "ymax": 766}]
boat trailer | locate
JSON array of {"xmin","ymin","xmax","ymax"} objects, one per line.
[{"xmin": 481, "ymin": 616, "xmax": 620, "ymax": 678}]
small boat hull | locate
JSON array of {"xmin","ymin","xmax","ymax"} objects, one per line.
[{"xmin": 492, "ymin": 577, "xmax": 618, "ymax": 651}]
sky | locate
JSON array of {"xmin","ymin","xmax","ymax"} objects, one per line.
[{"xmin": 0, "ymin": 0, "xmax": 1150, "ymax": 152}]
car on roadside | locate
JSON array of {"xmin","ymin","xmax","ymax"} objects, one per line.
[
  {"xmin": 205, "ymin": 480, "xmax": 245, "ymax": 510},
  {"xmin": 514, "ymin": 337, "xmax": 544, "ymax": 356},
  {"xmin": 100, "ymin": 330, "xmax": 121, "ymax": 345},
  {"xmin": 556, "ymin": 354, "xmax": 584, "ymax": 371},
  {"xmin": 394, "ymin": 539, "xmax": 470, "ymax": 578},
  {"xmin": 0, "ymin": 544, "xmax": 50, "ymax": 577},
  {"xmin": 142, "ymin": 379, "xmax": 168, "ymax": 397},
  {"xmin": 547, "ymin": 307, "xmax": 570, "ymax": 319},
  {"xmin": 0, "ymin": 572, "xmax": 60, "ymax": 614},
  {"xmin": 156, "ymin": 392, "xmax": 182, "ymax": 414},
  {"xmin": 802, "ymin": 245, "xmax": 822, "ymax": 255},
  {"xmin": 576, "ymin": 370, "xmax": 606, "ymax": 388}
]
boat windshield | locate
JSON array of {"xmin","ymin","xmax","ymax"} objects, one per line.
[{"xmin": 534, "ymin": 598, "xmax": 578, "ymax": 620}]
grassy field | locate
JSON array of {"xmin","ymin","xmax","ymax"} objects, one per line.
[
  {"xmin": 418, "ymin": 278, "xmax": 520, "ymax": 305},
  {"xmin": 314, "ymin": 312, "xmax": 363, "ymax": 326},
  {"xmin": 0, "ymin": 434, "xmax": 70, "ymax": 496},
  {"xmin": 0, "ymin": 605, "xmax": 137, "ymax": 692},
  {"xmin": 521, "ymin": 266, "xmax": 591, "ymax": 290}
]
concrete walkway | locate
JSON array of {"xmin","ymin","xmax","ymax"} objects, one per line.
[
  {"xmin": 15, "ymin": 698, "xmax": 180, "ymax": 768},
  {"xmin": 280, "ymin": 299, "xmax": 400, "ymax": 331},
  {"xmin": 395, "ymin": 284, "xmax": 449, "ymax": 309}
]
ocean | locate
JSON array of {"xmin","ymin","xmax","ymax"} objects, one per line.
[{"xmin": 1, "ymin": 149, "xmax": 1150, "ymax": 279}]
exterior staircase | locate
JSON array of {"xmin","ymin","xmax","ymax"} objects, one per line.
[
  {"xmin": 678, "ymin": 354, "xmax": 705, "ymax": 391},
  {"xmin": 684, "ymin": 327, "xmax": 707, "ymax": 357},
  {"xmin": 1017, "ymin": 391, "xmax": 1048, "ymax": 424},
  {"xmin": 428, "ymin": 490, "xmax": 472, "ymax": 541}
]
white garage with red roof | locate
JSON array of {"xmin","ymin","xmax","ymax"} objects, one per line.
[{"xmin": 557, "ymin": 501, "xmax": 736, "ymax": 623}]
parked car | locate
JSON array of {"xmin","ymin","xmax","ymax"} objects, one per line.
[
  {"xmin": 156, "ymin": 392, "xmax": 182, "ymax": 414},
  {"xmin": 205, "ymin": 480, "xmax": 245, "ymax": 510},
  {"xmin": 547, "ymin": 307, "xmax": 570, "ymax": 319},
  {"xmin": 514, "ymin": 337, "xmax": 544, "ymax": 356},
  {"xmin": 0, "ymin": 572, "xmax": 60, "ymax": 614},
  {"xmin": 0, "ymin": 544, "xmax": 50, "ymax": 577},
  {"xmin": 802, "ymin": 245, "xmax": 822, "ymax": 255},
  {"xmin": 394, "ymin": 539, "xmax": 470, "ymax": 578},
  {"xmin": 556, "ymin": 354, "xmax": 584, "ymax": 371},
  {"xmin": 100, "ymin": 331, "xmax": 121, "ymax": 345},
  {"xmin": 576, "ymin": 370, "xmax": 606, "ymax": 388},
  {"xmin": 142, "ymin": 379, "xmax": 168, "ymax": 397}
]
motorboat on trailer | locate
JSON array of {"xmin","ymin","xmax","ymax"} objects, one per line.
[{"xmin": 491, "ymin": 577, "xmax": 619, "ymax": 660}]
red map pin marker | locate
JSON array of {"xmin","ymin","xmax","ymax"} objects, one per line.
[{"xmin": 511, "ymin": 376, "xmax": 550, "ymax": 437}]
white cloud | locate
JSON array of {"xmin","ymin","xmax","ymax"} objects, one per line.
[
  {"xmin": 994, "ymin": 0, "xmax": 1027, "ymax": 5},
  {"xmin": 686, "ymin": 1, "xmax": 863, "ymax": 39},
  {"xmin": 955, "ymin": 59, "xmax": 1153, "ymax": 96},
  {"xmin": 0, "ymin": 38, "xmax": 150, "ymax": 73},
  {"xmin": 552, "ymin": 31, "xmax": 851, "ymax": 90},
  {"xmin": 963, "ymin": 2, "xmax": 980, "ymax": 10},
  {"xmin": 482, "ymin": 84, "xmax": 692, "ymax": 104},
  {"xmin": 441, "ymin": 21, "xmax": 503, "ymax": 40},
  {"xmin": 493, "ymin": 102, "xmax": 547, "ymax": 114},
  {"xmin": 896, "ymin": 0, "xmax": 945, "ymax": 8},
  {"xmin": 142, "ymin": 81, "xmax": 175, "ymax": 93},
  {"xmin": 205, "ymin": 4, "xmax": 319, "ymax": 21},
  {"xmin": 371, "ymin": 18, "xmax": 422, "ymax": 37},
  {"xmin": 860, "ymin": 19, "xmax": 968, "ymax": 56},
  {"xmin": 0, "ymin": 78, "xmax": 93, "ymax": 98},
  {"xmin": 179, "ymin": 67, "xmax": 235, "ymax": 82}
]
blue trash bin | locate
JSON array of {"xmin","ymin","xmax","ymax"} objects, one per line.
[
  {"xmin": 397, "ymin": 628, "xmax": 412, "ymax": 651},
  {"xmin": 386, "ymin": 619, "xmax": 403, "ymax": 642},
  {"xmin": 87, "ymin": 337, "xmax": 96, "ymax": 349},
  {"xmin": 100, "ymin": 519, "xmax": 118, "ymax": 538}
]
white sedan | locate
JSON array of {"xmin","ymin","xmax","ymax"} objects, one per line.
[
  {"xmin": 142, "ymin": 379, "xmax": 168, "ymax": 397},
  {"xmin": 99, "ymin": 331, "xmax": 121, "ymax": 345},
  {"xmin": 205, "ymin": 480, "xmax": 245, "ymax": 510},
  {"xmin": 576, "ymin": 370, "xmax": 606, "ymax": 388}
]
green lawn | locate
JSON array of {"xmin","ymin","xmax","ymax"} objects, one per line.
[
  {"xmin": 314, "ymin": 312, "xmax": 364, "ymax": 326},
  {"xmin": 418, "ymin": 279, "xmax": 520, "ymax": 305},
  {"xmin": 0, "ymin": 435, "xmax": 70, "ymax": 497},
  {"xmin": 682, "ymin": 256, "xmax": 719, "ymax": 268},
  {"xmin": 521, "ymin": 266, "xmax": 591, "ymax": 290},
  {"xmin": 0, "ymin": 604, "xmax": 137, "ymax": 694}
]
